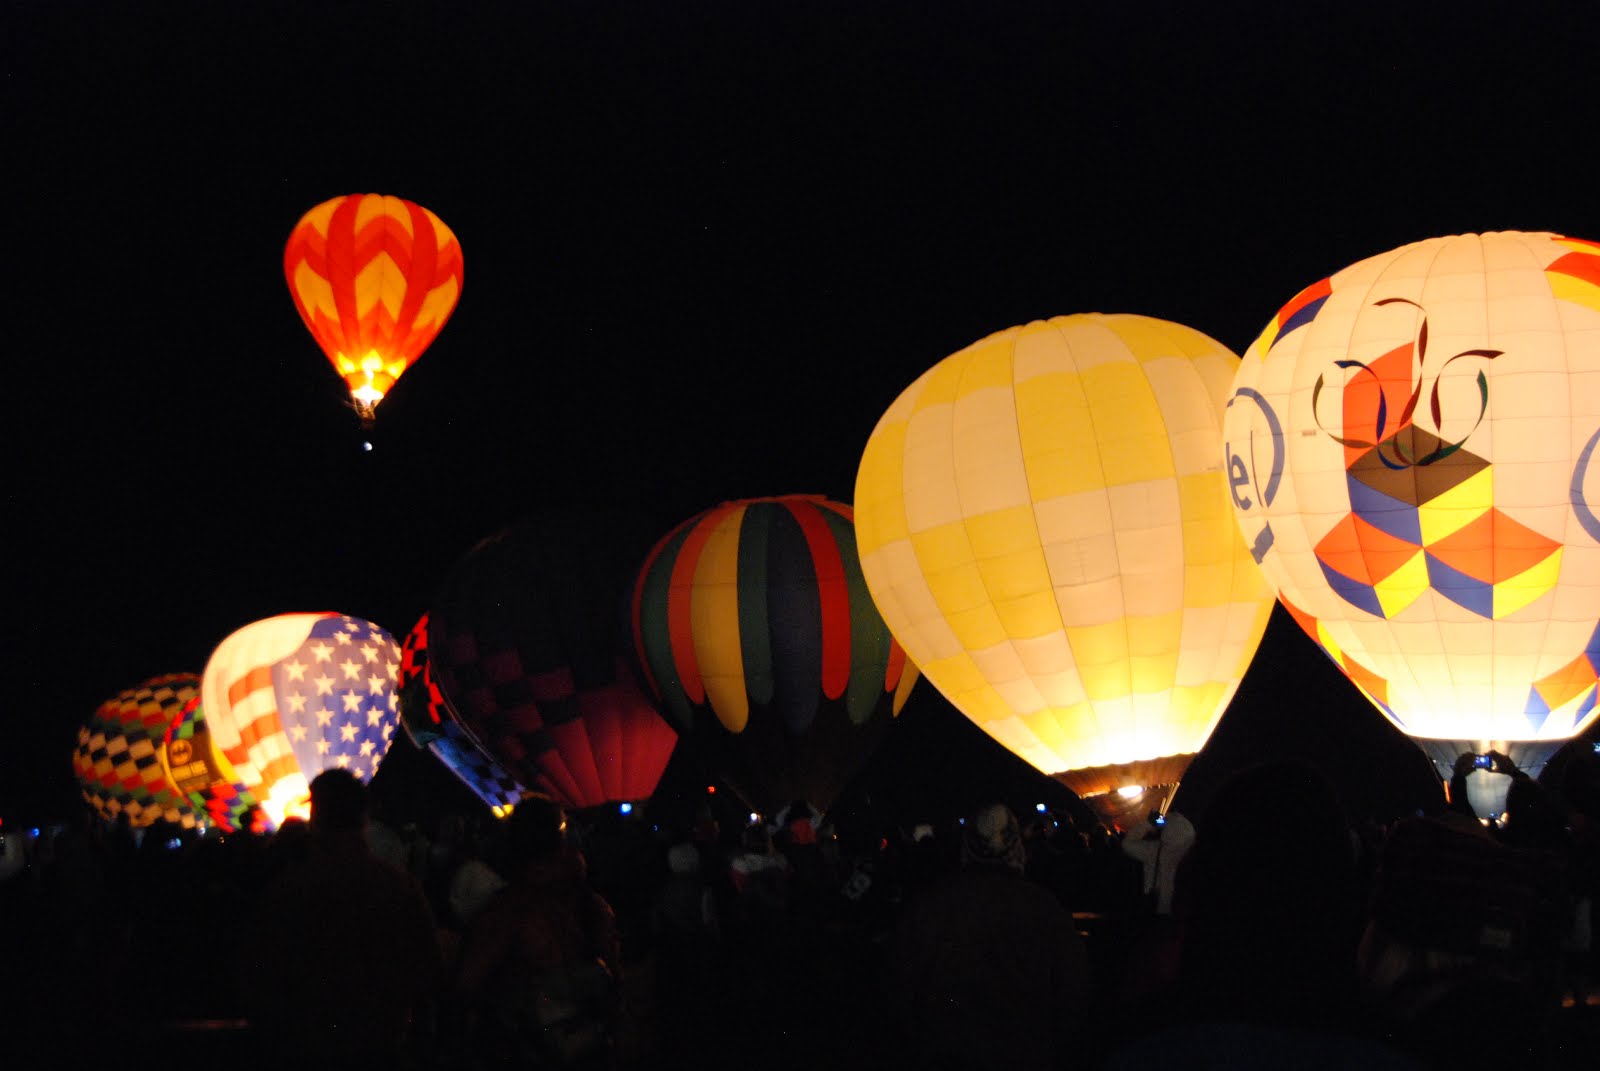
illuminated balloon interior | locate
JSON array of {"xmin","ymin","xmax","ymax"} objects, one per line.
[
  {"xmin": 1224, "ymin": 231, "xmax": 1600, "ymax": 790},
  {"xmin": 855, "ymin": 314, "xmax": 1274, "ymax": 813}
]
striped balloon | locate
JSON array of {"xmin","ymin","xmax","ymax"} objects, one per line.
[
  {"xmin": 72, "ymin": 675, "xmax": 203, "ymax": 829},
  {"xmin": 631, "ymin": 494, "xmax": 918, "ymax": 813},
  {"xmin": 284, "ymin": 193, "xmax": 463, "ymax": 424}
]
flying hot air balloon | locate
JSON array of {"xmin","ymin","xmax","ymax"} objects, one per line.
[
  {"xmin": 630, "ymin": 494, "xmax": 919, "ymax": 815},
  {"xmin": 200, "ymin": 613, "xmax": 402, "ymax": 829},
  {"xmin": 1224, "ymin": 231, "xmax": 1600, "ymax": 814},
  {"xmin": 72, "ymin": 674, "xmax": 204, "ymax": 828},
  {"xmin": 397, "ymin": 613, "xmax": 527, "ymax": 818},
  {"xmin": 283, "ymin": 194, "xmax": 463, "ymax": 428},
  {"xmin": 854, "ymin": 315, "xmax": 1275, "ymax": 820},
  {"xmin": 428, "ymin": 513, "xmax": 679, "ymax": 813}
]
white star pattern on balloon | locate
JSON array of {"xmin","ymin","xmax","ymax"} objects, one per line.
[{"xmin": 270, "ymin": 615, "xmax": 401, "ymax": 787}]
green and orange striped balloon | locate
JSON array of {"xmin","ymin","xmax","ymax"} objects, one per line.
[
  {"xmin": 630, "ymin": 494, "xmax": 917, "ymax": 813},
  {"xmin": 284, "ymin": 193, "xmax": 463, "ymax": 425}
]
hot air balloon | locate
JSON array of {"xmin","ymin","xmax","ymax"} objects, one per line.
[
  {"xmin": 1224, "ymin": 231, "xmax": 1600, "ymax": 814},
  {"xmin": 72, "ymin": 674, "xmax": 204, "ymax": 828},
  {"xmin": 283, "ymin": 193, "xmax": 463, "ymax": 427},
  {"xmin": 160, "ymin": 694, "xmax": 259, "ymax": 833},
  {"xmin": 428, "ymin": 514, "xmax": 679, "ymax": 813},
  {"xmin": 397, "ymin": 613, "xmax": 527, "ymax": 817},
  {"xmin": 854, "ymin": 315, "xmax": 1275, "ymax": 820},
  {"xmin": 200, "ymin": 613, "xmax": 401, "ymax": 829},
  {"xmin": 630, "ymin": 494, "xmax": 919, "ymax": 815}
]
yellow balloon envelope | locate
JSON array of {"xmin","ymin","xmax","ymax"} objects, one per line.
[
  {"xmin": 855, "ymin": 314, "xmax": 1274, "ymax": 809},
  {"xmin": 1224, "ymin": 231, "xmax": 1600, "ymax": 783}
]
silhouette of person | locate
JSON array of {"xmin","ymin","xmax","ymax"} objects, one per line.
[
  {"xmin": 455, "ymin": 793, "xmax": 621, "ymax": 1069},
  {"xmin": 891, "ymin": 802, "xmax": 1090, "ymax": 1071},
  {"xmin": 242, "ymin": 769, "xmax": 441, "ymax": 1068}
]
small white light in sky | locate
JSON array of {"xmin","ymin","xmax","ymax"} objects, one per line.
[
  {"xmin": 619, "ymin": 802, "xmax": 633, "ymax": 815},
  {"xmin": 362, "ymin": 441, "xmax": 373, "ymax": 452}
]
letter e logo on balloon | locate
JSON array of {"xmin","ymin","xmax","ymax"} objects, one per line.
[{"xmin": 1224, "ymin": 387, "xmax": 1284, "ymax": 564}]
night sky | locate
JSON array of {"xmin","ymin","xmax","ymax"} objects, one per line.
[{"xmin": 9, "ymin": 1, "xmax": 1600, "ymax": 826}]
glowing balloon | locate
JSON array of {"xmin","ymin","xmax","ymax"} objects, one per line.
[
  {"xmin": 397, "ymin": 613, "xmax": 527, "ymax": 817},
  {"xmin": 630, "ymin": 494, "xmax": 918, "ymax": 814},
  {"xmin": 855, "ymin": 315, "xmax": 1274, "ymax": 813},
  {"xmin": 72, "ymin": 675, "xmax": 203, "ymax": 828},
  {"xmin": 1225, "ymin": 231, "xmax": 1600, "ymax": 794},
  {"xmin": 283, "ymin": 193, "xmax": 463, "ymax": 426},
  {"xmin": 428, "ymin": 515, "xmax": 679, "ymax": 811},
  {"xmin": 200, "ymin": 613, "xmax": 401, "ymax": 828},
  {"xmin": 161, "ymin": 694, "xmax": 259, "ymax": 833}
]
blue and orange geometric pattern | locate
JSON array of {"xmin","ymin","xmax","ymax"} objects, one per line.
[
  {"xmin": 1309, "ymin": 302, "xmax": 1562, "ymax": 621},
  {"xmin": 1287, "ymin": 589, "xmax": 1600, "ymax": 737},
  {"xmin": 1525, "ymin": 621, "xmax": 1600, "ymax": 732},
  {"xmin": 1278, "ymin": 594, "xmax": 1402, "ymax": 722},
  {"xmin": 1230, "ymin": 231, "xmax": 1600, "ymax": 747}
]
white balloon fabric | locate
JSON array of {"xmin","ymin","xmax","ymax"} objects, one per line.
[
  {"xmin": 201, "ymin": 613, "xmax": 401, "ymax": 827},
  {"xmin": 1225, "ymin": 231, "xmax": 1600, "ymax": 777}
]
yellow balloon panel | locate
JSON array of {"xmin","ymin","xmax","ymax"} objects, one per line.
[
  {"xmin": 1225, "ymin": 231, "xmax": 1600, "ymax": 745},
  {"xmin": 856, "ymin": 314, "xmax": 1275, "ymax": 783}
]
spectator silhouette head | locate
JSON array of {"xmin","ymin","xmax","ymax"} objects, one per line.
[
  {"xmin": 667, "ymin": 841, "xmax": 700, "ymax": 876},
  {"xmin": 308, "ymin": 768, "xmax": 368, "ymax": 834},
  {"xmin": 1502, "ymin": 776, "xmax": 1565, "ymax": 850},
  {"xmin": 505, "ymin": 792, "xmax": 567, "ymax": 865},
  {"xmin": 960, "ymin": 803, "xmax": 1025, "ymax": 874}
]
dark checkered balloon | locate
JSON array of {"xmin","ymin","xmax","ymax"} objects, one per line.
[
  {"xmin": 398, "ymin": 613, "xmax": 527, "ymax": 813},
  {"xmin": 428, "ymin": 510, "xmax": 678, "ymax": 810}
]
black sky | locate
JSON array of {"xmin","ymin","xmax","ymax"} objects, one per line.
[{"xmin": 8, "ymin": 1, "xmax": 1600, "ymax": 823}]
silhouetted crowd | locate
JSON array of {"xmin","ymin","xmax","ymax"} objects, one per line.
[{"xmin": 4, "ymin": 754, "xmax": 1599, "ymax": 1070}]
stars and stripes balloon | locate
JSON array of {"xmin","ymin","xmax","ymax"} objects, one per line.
[
  {"xmin": 397, "ymin": 613, "xmax": 528, "ymax": 817},
  {"xmin": 72, "ymin": 674, "xmax": 205, "ymax": 828},
  {"xmin": 630, "ymin": 494, "xmax": 918, "ymax": 815},
  {"xmin": 1225, "ymin": 231, "xmax": 1600, "ymax": 796},
  {"xmin": 428, "ymin": 514, "xmax": 679, "ymax": 812},
  {"xmin": 283, "ymin": 193, "xmax": 463, "ymax": 427},
  {"xmin": 854, "ymin": 315, "xmax": 1274, "ymax": 817},
  {"xmin": 200, "ymin": 613, "xmax": 402, "ymax": 829}
]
